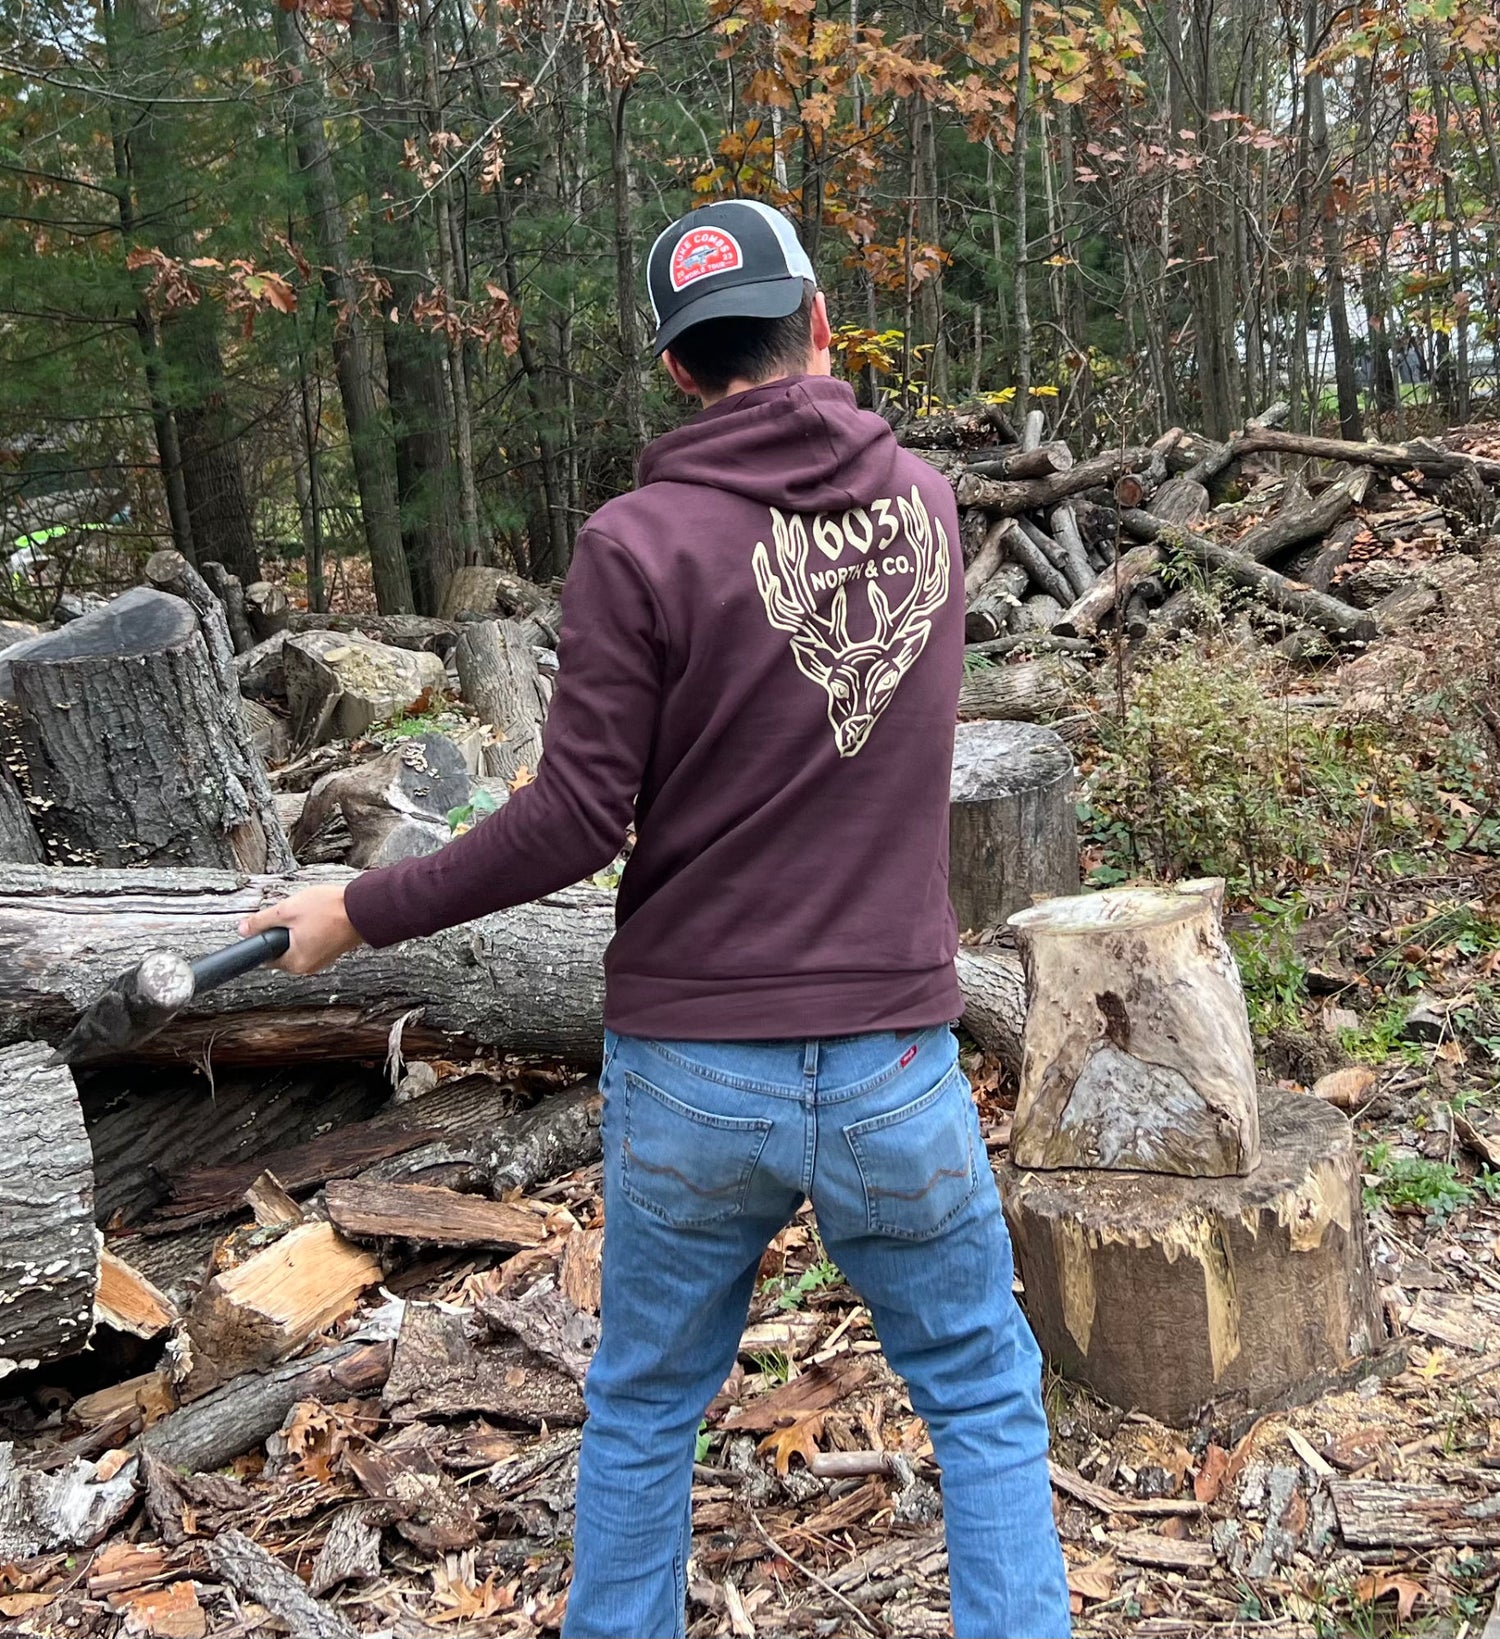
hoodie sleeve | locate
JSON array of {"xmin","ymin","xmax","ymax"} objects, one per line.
[{"xmin": 342, "ymin": 526, "xmax": 664, "ymax": 947}]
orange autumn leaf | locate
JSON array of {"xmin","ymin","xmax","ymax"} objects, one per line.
[
  {"xmin": 1355, "ymin": 1570, "xmax": 1424, "ymax": 1621},
  {"xmin": 758, "ymin": 1411, "xmax": 825, "ymax": 1475}
]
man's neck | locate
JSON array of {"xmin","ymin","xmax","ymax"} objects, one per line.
[{"xmin": 695, "ymin": 370, "xmax": 793, "ymax": 411}]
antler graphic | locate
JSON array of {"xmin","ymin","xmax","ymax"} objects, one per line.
[{"xmin": 752, "ymin": 487, "xmax": 950, "ymax": 757}]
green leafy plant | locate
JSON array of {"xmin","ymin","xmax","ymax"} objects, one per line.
[
  {"xmin": 1363, "ymin": 1145, "xmax": 1474, "ymax": 1221},
  {"xmin": 1228, "ymin": 900, "xmax": 1310, "ymax": 1037},
  {"xmin": 447, "ymin": 786, "xmax": 502, "ymax": 833},
  {"xmin": 763, "ymin": 1257, "xmax": 843, "ymax": 1312}
]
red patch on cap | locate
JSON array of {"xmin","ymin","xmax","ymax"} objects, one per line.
[
  {"xmin": 899, "ymin": 1045, "xmax": 918, "ymax": 1069},
  {"xmin": 669, "ymin": 226, "xmax": 743, "ymax": 291}
]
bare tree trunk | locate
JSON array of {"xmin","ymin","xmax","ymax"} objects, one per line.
[{"xmin": 1011, "ymin": 0, "xmax": 1033, "ymax": 418}]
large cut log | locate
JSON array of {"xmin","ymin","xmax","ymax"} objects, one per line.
[
  {"xmin": 0, "ymin": 864, "xmax": 1030, "ymax": 1075},
  {"xmin": 284, "ymin": 630, "xmax": 447, "ymax": 749},
  {"xmin": 244, "ymin": 581, "xmax": 290, "ymax": 642},
  {"xmin": 999, "ymin": 1089, "xmax": 1380, "ymax": 1426},
  {"xmin": 955, "ymin": 447, "xmax": 1153, "ymax": 516},
  {"xmin": 956, "ymin": 654, "xmax": 1082, "ymax": 723},
  {"xmin": 1008, "ymin": 879, "xmax": 1259, "ymax": 1176},
  {"xmin": 285, "ymin": 610, "xmax": 458, "ymax": 656},
  {"xmin": 0, "ymin": 1042, "xmax": 94, "ymax": 1376},
  {"xmin": 1120, "ymin": 510, "xmax": 1377, "ymax": 645},
  {"xmin": 948, "ymin": 721, "xmax": 1075, "ymax": 932},
  {"xmin": 0, "ymin": 758, "xmax": 42, "ymax": 864},
  {"xmin": 10, "ymin": 586, "xmax": 291, "ymax": 871},
  {"xmin": 454, "ymin": 619, "xmax": 547, "ymax": 782}
]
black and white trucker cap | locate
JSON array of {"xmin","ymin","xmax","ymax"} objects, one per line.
[{"xmin": 646, "ymin": 200, "xmax": 816, "ymax": 357}]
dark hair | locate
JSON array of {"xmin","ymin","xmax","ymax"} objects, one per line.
[{"xmin": 665, "ymin": 285, "xmax": 816, "ymax": 394}]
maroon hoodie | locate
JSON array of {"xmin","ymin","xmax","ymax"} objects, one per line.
[{"xmin": 344, "ymin": 375, "xmax": 964, "ymax": 1038}]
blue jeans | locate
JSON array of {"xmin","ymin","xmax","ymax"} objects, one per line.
[{"xmin": 563, "ymin": 1026, "xmax": 1071, "ymax": 1639}]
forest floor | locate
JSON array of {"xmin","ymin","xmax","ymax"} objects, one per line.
[{"xmin": 10, "ymin": 450, "xmax": 1500, "ymax": 1638}]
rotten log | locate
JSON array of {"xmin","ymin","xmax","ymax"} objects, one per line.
[
  {"xmin": 1120, "ymin": 510, "xmax": 1377, "ymax": 644},
  {"xmin": 1053, "ymin": 544, "xmax": 1164, "ymax": 639},
  {"xmin": 1008, "ymin": 879, "xmax": 1258, "ymax": 1176},
  {"xmin": 964, "ymin": 441, "xmax": 1074, "ymax": 481},
  {"xmin": 11, "ymin": 584, "xmax": 292, "ymax": 871},
  {"xmin": 454, "ymin": 618, "xmax": 548, "ymax": 782},
  {"xmin": 956, "ymin": 655, "xmax": 1081, "ymax": 723},
  {"xmin": 989, "ymin": 517, "xmax": 1073, "ymax": 605},
  {"xmin": 139, "ymin": 1339, "xmax": 391, "ymax": 1472},
  {"xmin": 284, "ymin": 609, "xmax": 458, "ymax": 656},
  {"xmin": 1233, "ymin": 425, "xmax": 1500, "ymax": 485},
  {"xmin": 0, "ymin": 1042, "xmax": 93, "ymax": 1376},
  {"xmin": 948, "ymin": 721, "xmax": 1075, "ymax": 933},
  {"xmin": 1000, "ymin": 1088, "xmax": 1379, "ymax": 1426},
  {"xmin": 964, "ymin": 564, "xmax": 1030, "ymax": 642},
  {"xmin": 955, "ymin": 446, "xmax": 1153, "ymax": 516},
  {"xmin": 1180, "ymin": 400, "xmax": 1291, "ymax": 489},
  {"xmin": 1018, "ymin": 516, "xmax": 1092, "ymax": 599}
]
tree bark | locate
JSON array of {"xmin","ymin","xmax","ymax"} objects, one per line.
[
  {"xmin": 454, "ymin": 620, "xmax": 547, "ymax": 781},
  {"xmin": 0, "ymin": 1042, "xmax": 94, "ymax": 1377},
  {"xmin": 956, "ymin": 656, "xmax": 1081, "ymax": 723},
  {"xmin": 948, "ymin": 721, "xmax": 1075, "ymax": 933},
  {"xmin": 11, "ymin": 589, "xmax": 291, "ymax": 871},
  {"xmin": 956, "ymin": 447, "xmax": 1153, "ymax": 515},
  {"xmin": 999, "ymin": 1089, "xmax": 1379, "ymax": 1426},
  {"xmin": 274, "ymin": 3, "xmax": 414, "ymax": 614}
]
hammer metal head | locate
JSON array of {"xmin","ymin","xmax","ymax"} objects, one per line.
[{"xmin": 50, "ymin": 949, "xmax": 197, "ymax": 1067}]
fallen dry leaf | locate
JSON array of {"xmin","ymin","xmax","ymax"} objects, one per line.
[
  {"xmin": 0, "ymin": 1594, "xmax": 56, "ymax": 1617},
  {"xmin": 1066, "ymin": 1555, "xmax": 1117, "ymax": 1602},
  {"xmin": 1355, "ymin": 1570, "xmax": 1424, "ymax": 1622},
  {"xmin": 1311, "ymin": 1065, "xmax": 1377, "ymax": 1109},
  {"xmin": 429, "ymin": 1551, "xmax": 515, "ymax": 1623},
  {"xmin": 1194, "ymin": 1443, "xmax": 1230, "ymax": 1504},
  {"xmin": 759, "ymin": 1412, "xmax": 826, "ymax": 1475}
]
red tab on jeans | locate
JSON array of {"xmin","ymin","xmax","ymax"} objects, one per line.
[{"xmin": 899, "ymin": 1044, "xmax": 918, "ymax": 1069}]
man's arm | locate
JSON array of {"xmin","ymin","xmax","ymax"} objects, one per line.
[{"xmin": 241, "ymin": 527, "xmax": 664, "ymax": 971}]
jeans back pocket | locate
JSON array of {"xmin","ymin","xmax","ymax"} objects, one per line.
[
  {"xmin": 844, "ymin": 1065, "xmax": 980, "ymax": 1241},
  {"xmin": 621, "ymin": 1071, "xmax": 773, "ymax": 1228}
]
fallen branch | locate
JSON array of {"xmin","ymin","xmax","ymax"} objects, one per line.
[{"xmin": 955, "ymin": 446, "xmax": 1153, "ymax": 515}]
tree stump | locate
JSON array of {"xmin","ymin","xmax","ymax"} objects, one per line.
[
  {"xmin": 1008, "ymin": 879, "xmax": 1259, "ymax": 1176},
  {"xmin": 998, "ymin": 1089, "xmax": 1381, "ymax": 1426},
  {"xmin": 10, "ymin": 588, "xmax": 289, "ymax": 871},
  {"xmin": 0, "ymin": 1042, "xmax": 95, "ymax": 1377},
  {"xmin": 948, "ymin": 721, "xmax": 1076, "ymax": 932}
]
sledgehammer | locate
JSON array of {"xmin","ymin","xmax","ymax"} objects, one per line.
[{"xmin": 49, "ymin": 927, "xmax": 291, "ymax": 1066}]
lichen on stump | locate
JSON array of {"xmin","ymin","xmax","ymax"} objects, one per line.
[
  {"xmin": 998, "ymin": 1089, "xmax": 1380, "ymax": 1427},
  {"xmin": 1008, "ymin": 878, "xmax": 1259, "ymax": 1176}
]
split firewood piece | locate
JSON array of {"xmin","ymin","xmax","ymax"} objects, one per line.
[
  {"xmin": 289, "ymin": 731, "xmax": 470, "ymax": 869},
  {"xmin": 480, "ymin": 1284, "xmax": 600, "ymax": 1386},
  {"xmin": 0, "ymin": 1041, "xmax": 94, "ymax": 1377},
  {"xmin": 72, "ymin": 1369, "xmax": 176, "ymax": 1432},
  {"xmin": 0, "ymin": 1442, "xmax": 139, "ymax": 1558},
  {"xmin": 244, "ymin": 1168, "xmax": 304, "ymax": 1227},
  {"xmin": 347, "ymin": 1432, "xmax": 478, "ymax": 1554},
  {"xmin": 180, "ymin": 1220, "xmax": 382, "ymax": 1397},
  {"xmin": 87, "ymin": 1540, "xmax": 172, "ymax": 1597},
  {"xmin": 948, "ymin": 720, "xmax": 1076, "ymax": 933},
  {"xmin": 326, "ymin": 1179, "xmax": 546, "ymax": 1250},
  {"xmin": 1008, "ymin": 878, "xmax": 1259, "ymax": 1176},
  {"xmin": 455, "ymin": 618, "xmax": 548, "ymax": 783},
  {"xmin": 95, "ymin": 1248, "xmax": 178, "ymax": 1340},
  {"xmin": 284, "ymin": 629, "xmax": 447, "ymax": 749},
  {"xmin": 243, "ymin": 580, "xmax": 291, "ymax": 642},
  {"xmin": 206, "ymin": 1528, "xmax": 360, "ymax": 1639},
  {"xmin": 955, "ymin": 446, "xmax": 1153, "ymax": 516},
  {"xmin": 383, "ymin": 1300, "xmax": 585, "ymax": 1428},
  {"xmin": 1001, "ymin": 1089, "xmax": 1379, "ymax": 1426}
]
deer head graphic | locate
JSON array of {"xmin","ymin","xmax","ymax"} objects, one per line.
[{"xmin": 752, "ymin": 487, "xmax": 950, "ymax": 757}]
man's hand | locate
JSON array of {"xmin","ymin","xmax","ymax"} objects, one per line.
[{"xmin": 240, "ymin": 884, "xmax": 364, "ymax": 975}]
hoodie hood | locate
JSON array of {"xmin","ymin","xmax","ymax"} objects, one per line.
[{"xmin": 638, "ymin": 375, "xmax": 903, "ymax": 515}]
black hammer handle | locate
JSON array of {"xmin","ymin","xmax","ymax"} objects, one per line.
[{"xmin": 188, "ymin": 927, "xmax": 291, "ymax": 995}]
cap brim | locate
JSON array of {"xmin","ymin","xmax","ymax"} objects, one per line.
[{"xmin": 651, "ymin": 275, "xmax": 808, "ymax": 357}]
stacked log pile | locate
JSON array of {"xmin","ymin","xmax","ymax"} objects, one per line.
[{"xmin": 898, "ymin": 403, "xmax": 1500, "ymax": 705}]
